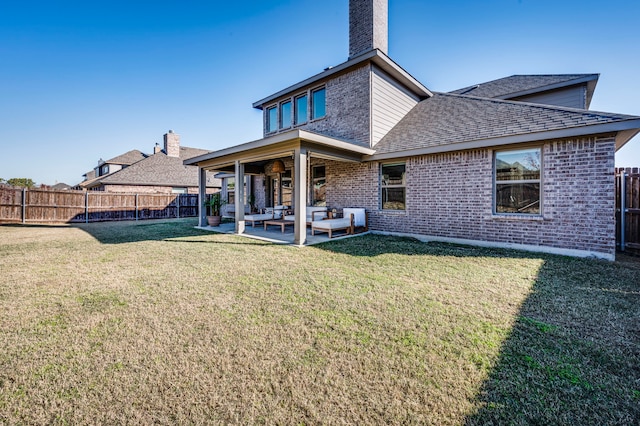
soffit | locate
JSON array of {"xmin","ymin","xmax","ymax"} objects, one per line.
[{"xmin": 186, "ymin": 130, "xmax": 375, "ymax": 171}]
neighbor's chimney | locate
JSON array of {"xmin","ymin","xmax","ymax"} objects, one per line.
[
  {"xmin": 163, "ymin": 130, "xmax": 180, "ymax": 158},
  {"xmin": 349, "ymin": 0, "xmax": 388, "ymax": 59},
  {"xmin": 153, "ymin": 143, "xmax": 162, "ymax": 154}
]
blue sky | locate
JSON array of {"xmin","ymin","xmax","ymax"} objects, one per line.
[{"xmin": 1, "ymin": 0, "xmax": 639, "ymax": 185}]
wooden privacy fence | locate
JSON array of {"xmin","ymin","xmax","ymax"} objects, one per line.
[
  {"xmin": 616, "ymin": 167, "xmax": 640, "ymax": 255},
  {"xmin": 0, "ymin": 187, "xmax": 202, "ymax": 224}
]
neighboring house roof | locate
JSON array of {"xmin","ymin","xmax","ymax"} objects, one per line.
[
  {"xmin": 100, "ymin": 146, "xmax": 220, "ymax": 187},
  {"xmin": 78, "ymin": 174, "xmax": 104, "ymax": 189},
  {"xmin": 51, "ymin": 183, "xmax": 71, "ymax": 190},
  {"xmin": 104, "ymin": 149, "xmax": 148, "ymax": 165},
  {"xmin": 448, "ymin": 74, "xmax": 599, "ymax": 100},
  {"xmin": 370, "ymin": 92, "xmax": 640, "ymax": 159}
]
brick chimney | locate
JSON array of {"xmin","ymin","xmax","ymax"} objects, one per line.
[
  {"xmin": 153, "ymin": 143, "xmax": 162, "ymax": 154},
  {"xmin": 349, "ymin": 0, "xmax": 388, "ymax": 59},
  {"xmin": 163, "ymin": 130, "xmax": 180, "ymax": 158}
]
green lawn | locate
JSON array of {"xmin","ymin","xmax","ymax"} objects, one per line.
[{"xmin": 0, "ymin": 219, "xmax": 638, "ymax": 424}]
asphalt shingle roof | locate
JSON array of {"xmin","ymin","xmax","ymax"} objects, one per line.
[
  {"xmin": 449, "ymin": 74, "xmax": 597, "ymax": 98},
  {"xmin": 105, "ymin": 149, "xmax": 147, "ymax": 165},
  {"xmin": 373, "ymin": 92, "xmax": 639, "ymax": 154},
  {"xmin": 99, "ymin": 146, "xmax": 220, "ymax": 187}
]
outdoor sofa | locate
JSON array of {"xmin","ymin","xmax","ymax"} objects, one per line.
[
  {"xmin": 244, "ymin": 205, "xmax": 287, "ymax": 227},
  {"xmin": 310, "ymin": 208, "xmax": 367, "ymax": 238},
  {"xmin": 283, "ymin": 206, "xmax": 328, "ymax": 224}
]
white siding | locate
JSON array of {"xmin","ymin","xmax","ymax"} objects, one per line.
[
  {"xmin": 371, "ymin": 66, "xmax": 420, "ymax": 145},
  {"xmin": 512, "ymin": 85, "xmax": 587, "ymax": 109}
]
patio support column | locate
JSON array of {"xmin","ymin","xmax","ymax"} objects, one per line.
[
  {"xmin": 198, "ymin": 167, "xmax": 207, "ymax": 227},
  {"xmin": 234, "ymin": 160, "xmax": 245, "ymax": 234},
  {"xmin": 293, "ymin": 147, "xmax": 308, "ymax": 245}
]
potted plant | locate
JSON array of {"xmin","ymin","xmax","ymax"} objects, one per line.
[{"xmin": 204, "ymin": 192, "xmax": 227, "ymax": 226}]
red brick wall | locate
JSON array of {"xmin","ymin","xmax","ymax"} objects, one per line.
[{"xmin": 324, "ymin": 136, "xmax": 616, "ymax": 258}]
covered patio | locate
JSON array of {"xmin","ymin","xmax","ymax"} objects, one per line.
[
  {"xmin": 185, "ymin": 129, "xmax": 374, "ymax": 245},
  {"xmin": 196, "ymin": 220, "xmax": 367, "ymax": 246}
]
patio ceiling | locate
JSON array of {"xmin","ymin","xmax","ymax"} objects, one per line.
[{"xmin": 184, "ymin": 129, "xmax": 376, "ymax": 172}]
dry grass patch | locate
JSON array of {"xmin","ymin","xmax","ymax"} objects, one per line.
[{"xmin": 0, "ymin": 219, "xmax": 638, "ymax": 424}]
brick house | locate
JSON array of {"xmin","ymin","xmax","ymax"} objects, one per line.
[
  {"xmin": 186, "ymin": 0, "xmax": 640, "ymax": 260},
  {"xmin": 79, "ymin": 131, "xmax": 220, "ymax": 194}
]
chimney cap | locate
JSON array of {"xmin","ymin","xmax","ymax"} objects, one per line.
[{"xmin": 168, "ymin": 129, "xmax": 174, "ymax": 133}]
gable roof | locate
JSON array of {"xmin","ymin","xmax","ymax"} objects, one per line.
[
  {"xmin": 104, "ymin": 149, "xmax": 147, "ymax": 165},
  {"xmin": 100, "ymin": 146, "xmax": 219, "ymax": 187},
  {"xmin": 370, "ymin": 92, "xmax": 640, "ymax": 159},
  {"xmin": 449, "ymin": 74, "xmax": 599, "ymax": 105},
  {"xmin": 252, "ymin": 49, "xmax": 432, "ymax": 109}
]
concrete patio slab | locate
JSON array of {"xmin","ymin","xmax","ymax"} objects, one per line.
[{"xmin": 195, "ymin": 221, "xmax": 367, "ymax": 246}]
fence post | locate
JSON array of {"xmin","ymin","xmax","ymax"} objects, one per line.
[
  {"xmin": 176, "ymin": 195, "xmax": 180, "ymax": 218},
  {"xmin": 22, "ymin": 187, "xmax": 26, "ymax": 224},
  {"xmin": 85, "ymin": 192, "xmax": 89, "ymax": 223},
  {"xmin": 620, "ymin": 172, "xmax": 627, "ymax": 252},
  {"xmin": 135, "ymin": 194, "xmax": 139, "ymax": 221}
]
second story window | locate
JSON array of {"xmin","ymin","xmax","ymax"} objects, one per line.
[
  {"xmin": 267, "ymin": 106, "xmax": 278, "ymax": 133},
  {"xmin": 295, "ymin": 94, "xmax": 308, "ymax": 125},
  {"xmin": 266, "ymin": 86, "xmax": 325, "ymax": 134},
  {"xmin": 280, "ymin": 100, "xmax": 292, "ymax": 129},
  {"xmin": 312, "ymin": 87, "xmax": 326, "ymax": 120}
]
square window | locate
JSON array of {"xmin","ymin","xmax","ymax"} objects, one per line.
[{"xmin": 494, "ymin": 148, "xmax": 541, "ymax": 214}]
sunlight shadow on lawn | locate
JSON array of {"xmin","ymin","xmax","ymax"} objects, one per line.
[
  {"xmin": 464, "ymin": 255, "xmax": 640, "ymax": 425},
  {"xmin": 314, "ymin": 233, "xmax": 541, "ymax": 260},
  {"xmin": 318, "ymin": 234, "xmax": 640, "ymax": 423}
]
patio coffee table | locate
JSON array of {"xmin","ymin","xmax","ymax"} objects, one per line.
[{"xmin": 263, "ymin": 219, "xmax": 294, "ymax": 233}]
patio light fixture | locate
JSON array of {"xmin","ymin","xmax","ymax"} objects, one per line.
[{"xmin": 272, "ymin": 159, "xmax": 285, "ymax": 173}]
